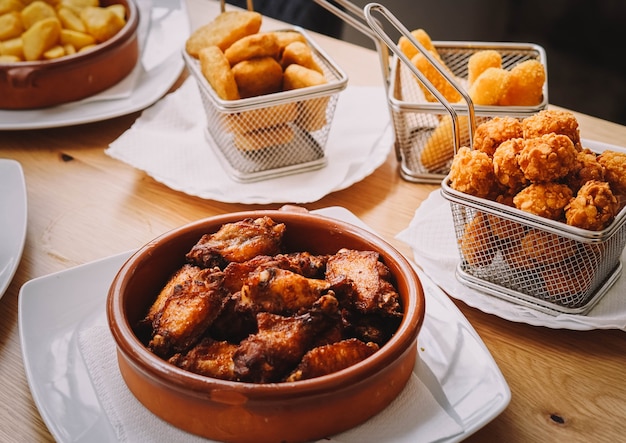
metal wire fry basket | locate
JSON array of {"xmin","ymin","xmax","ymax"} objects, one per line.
[
  {"xmin": 441, "ymin": 177, "xmax": 626, "ymax": 315},
  {"xmin": 184, "ymin": 26, "xmax": 347, "ymax": 182}
]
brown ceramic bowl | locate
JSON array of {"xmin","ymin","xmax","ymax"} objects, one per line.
[
  {"xmin": 107, "ymin": 209, "xmax": 425, "ymax": 443},
  {"xmin": 0, "ymin": 0, "xmax": 139, "ymax": 109}
]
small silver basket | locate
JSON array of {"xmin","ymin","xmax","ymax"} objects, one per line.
[
  {"xmin": 184, "ymin": 27, "xmax": 347, "ymax": 182},
  {"xmin": 441, "ymin": 175, "xmax": 626, "ymax": 315}
]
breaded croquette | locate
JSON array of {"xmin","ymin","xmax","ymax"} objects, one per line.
[
  {"xmin": 499, "ymin": 59, "xmax": 546, "ymax": 106},
  {"xmin": 467, "ymin": 50, "xmax": 502, "ymax": 85}
]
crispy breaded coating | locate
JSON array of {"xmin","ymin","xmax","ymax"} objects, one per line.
[
  {"xmin": 473, "ymin": 116, "xmax": 523, "ymax": 157},
  {"xmin": 449, "ymin": 146, "xmax": 498, "ymax": 199},
  {"xmin": 565, "ymin": 180, "xmax": 619, "ymax": 231},
  {"xmin": 567, "ymin": 148, "xmax": 606, "ymax": 192},
  {"xmin": 460, "ymin": 212, "xmax": 495, "ymax": 267},
  {"xmin": 398, "ymin": 28, "xmax": 438, "ymax": 60},
  {"xmin": 513, "ymin": 182, "xmax": 573, "ymax": 220},
  {"xmin": 198, "ymin": 46, "xmax": 240, "ymax": 100},
  {"xmin": 520, "ymin": 229, "xmax": 578, "ymax": 266},
  {"xmin": 468, "ymin": 67, "xmax": 510, "ymax": 106},
  {"xmin": 492, "ymin": 137, "xmax": 528, "ymax": 193},
  {"xmin": 499, "ymin": 59, "xmax": 546, "ymax": 106},
  {"xmin": 522, "ymin": 109, "xmax": 581, "ymax": 148},
  {"xmin": 169, "ymin": 338, "xmax": 238, "ymax": 381},
  {"xmin": 224, "ymin": 32, "xmax": 280, "ymax": 66},
  {"xmin": 467, "ymin": 50, "xmax": 502, "ymax": 85},
  {"xmin": 541, "ymin": 262, "xmax": 593, "ymax": 299},
  {"xmin": 597, "ymin": 150, "xmax": 626, "ymax": 196},
  {"xmin": 518, "ymin": 133, "xmax": 578, "ymax": 182}
]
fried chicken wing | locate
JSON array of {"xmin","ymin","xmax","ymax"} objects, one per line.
[
  {"xmin": 492, "ymin": 137, "xmax": 528, "ymax": 193},
  {"xmin": 449, "ymin": 146, "xmax": 498, "ymax": 199},
  {"xmin": 285, "ymin": 338, "xmax": 379, "ymax": 382},
  {"xmin": 186, "ymin": 216, "xmax": 286, "ymax": 268},
  {"xmin": 148, "ymin": 267, "xmax": 228, "ymax": 357},
  {"xmin": 518, "ymin": 133, "xmax": 578, "ymax": 183},
  {"xmin": 169, "ymin": 338, "xmax": 238, "ymax": 381},
  {"xmin": 565, "ymin": 180, "xmax": 619, "ymax": 231},
  {"xmin": 513, "ymin": 182, "xmax": 573, "ymax": 221},
  {"xmin": 522, "ymin": 109, "xmax": 581, "ymax": 148},
  {"xmin": 597, "ymin": 150, "xmax": 626, "ymax": 196},
  {"xmin": 473, "ymin": 116, "xmax": 523, "ymax": 157},
  {"xmin": 325, "ymin": 249, "xmax": 402, "ymax": 317}
]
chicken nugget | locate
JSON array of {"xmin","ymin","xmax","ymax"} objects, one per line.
[
  {"xmin": 565, "ymin": 180, "xmax": 619, "ymax": 231},
  {"xmin": 280, "ymin": 41, "xmax": 322, "ymax": 73},
  {"xmin": 186, "ymin": 10, "xmax": 262, "ymax": 57},
  {"xmin": 467, "ymin": 50, "xmax": 502, "ymax": 86},
  {"xmin": 225, "ymin": 102, "xmax": 298, "ymax": 133},
  {"xmin": 468, "ymin": 67, "xmax": 510, "ymax": 106},
  {"xmin": 522, "ymin": 109, "xmax": 581, "ymax": 148},
  {"xmin": 411, "ymin": 51, "xmax": 462, "ymax": 103},
  {"xmin": 224, "ymin": 32, "xmax": 280, "ymax": 65},
  {"xmin": 493, "ymin": 137, "xmax": 528, "ymax": 193},
  {"xmin": 460, "ymin": 212, "xmax": 495, "ymax": 267},
  {"xmin": 449, "ymin": 146, "xmax": 498, "ymax": 199},
  {"xmin": 398, "ymin": 28, "xmax": 438, "ymax": 60},
  {"xmin": 473, "ymin": 116, "xmax": 523, "ymax": 157},
  {"xmin": 566, "ymin": 148, "xmax": 605, "ymax": 192},
  {"xmin": 499, "ymin": 59, "xmax": 546, "ymax": 106},
  {"xmin": 283, "ymin": 64, "xmax": 329, "ymax": 131},
  {"xmin": 520, "ymin": 229, "xmax": 577, "ymax": 266},
  {"xmin": 420, "ymin": 114, "xmax": 471, "ymax": 172},
  {"xmin": 282, "ymin": 63, "xmax": 326, "ymax": 90},
  {"xmin": 199, "ymin": 46, "xmax": 240, "ymax": 100},
  {"xmin": 513, "ymin": 182, "xmax": 573, "ymax": 220},
  {"xmin": 518, "ymin": 133, "xmax": 578, "ymax": 182},
  {"xmin": 232, "ymin": 56, "xmax": 283, "ymax": 98},
  {"xmin": 233, "ymin": 123, "xmax": 295, "ymax": 152},
  {"xmin": 541, "ymin": 261, "xmax": 593, "ymax": 301},
  {"xmin": 597, "ymin": 150, "xmax": 626, "ymax": 196}
]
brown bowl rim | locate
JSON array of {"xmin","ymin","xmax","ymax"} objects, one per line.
[{"xmin": 107, "ymin": 210, "xmax": 425, "ymax": 400}]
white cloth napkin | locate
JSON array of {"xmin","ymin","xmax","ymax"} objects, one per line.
[
  {"xmin": 105, "ymin": 78, "xmax": 393, "ymax": 204},
  {"xmin": 78, "ymin": 321, "xmax": 464, "ymax": 443},
  {"xmin": 397, "ymin": 189, "xmax": 626, "ymax": 331}
]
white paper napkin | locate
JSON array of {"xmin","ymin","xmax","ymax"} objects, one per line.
[
  {"xmin": 105, "ymin": 78, "xmax": 393, "ymax": 204},
  {"xmin": 397, "ymin": 189, "xmax": 626, "ymax": 331},
  {"xmin": 78, "ymin": 322, "xmax": 464, "ymax": 443}
]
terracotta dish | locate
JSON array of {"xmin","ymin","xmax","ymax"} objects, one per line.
[
  {"xmin": 0, "ymin": 0, "xmax": 139, "ymax": 110},
  {"xmin": 107, "ymin": 209, "xmax": 425, "ymax": 443}
]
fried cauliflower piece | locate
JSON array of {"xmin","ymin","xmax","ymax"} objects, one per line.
[
  {"xmin": 522, "ymin": 109, "xmax": 581, "ymax": 149},
  {"xmin": 565, "ymin": 180, "xmax": 619, "ymax": 231},
  {"xmin": 597, "ymin": 150, "xmax": 626, "ymax": 196},
  {"xmin": 449, "ymin": 146, "xmax": 498, "ymax": 199},
  {"xmin": 513, "ymin": 182, "xmax": 573, "ymax": 220},
  {"xmin": 518, "ymin": 133, "xmax": 578, "ymax": 183},
  {"xmin": 492, "ymin": 137, "xmax": 528, "ymax": 193},
  {"xmin": 473, "ymin": 116, "xmax": 523, "ymax": 157}
]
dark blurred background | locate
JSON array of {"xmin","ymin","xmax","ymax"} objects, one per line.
[{"xmin": 229, "ymin": 0, "xmax": 626, "ymax": 127}]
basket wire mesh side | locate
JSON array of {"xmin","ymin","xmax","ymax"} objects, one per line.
[
  {"xmin": 184, "ymin": 26, "xmax": 347, "ymax": 182},
  {"xmin": 442, "ymin": 179, "xmax": 626, "ymax": 315}
]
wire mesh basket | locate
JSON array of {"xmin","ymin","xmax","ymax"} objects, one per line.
[
  {"xmin": 315, "ymin": 0, "xmax": 548, "ymax": 183},
  {"xmin": 184, "ymin": 26, "xmax": 347, "ymax": 182},
  {"xmin": 441, "ymin": 175, "xmax": 626, "ymax": 315}
]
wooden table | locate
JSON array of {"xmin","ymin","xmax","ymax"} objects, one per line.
[{"xmin": 1, "ymin": 1, "xmax": 625, "ymax": 441}]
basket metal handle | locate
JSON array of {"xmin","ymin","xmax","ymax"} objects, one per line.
[
  {"xmin": 220, "ymin": 0, "xmax": 254, "ymax": 12},
  {"xmin": 363, "ymin": 2, "xmax": 476, "ymax": 151}
]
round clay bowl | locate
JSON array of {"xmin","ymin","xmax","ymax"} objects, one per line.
[
  {"xmin": 0, "ymin": 0, "xmax": 139, "ymax": 109},
  {"xmin": 107, "ymin": 210, "xmax": 425, "ymax": 443}
]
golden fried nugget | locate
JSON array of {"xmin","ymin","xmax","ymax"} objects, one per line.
[
  {"xmin": 597, "ymin": 150, "xmax": 626, "ymax": 196},
  {"xmin": 501, "ymin": 238, "xmax": 535, "ymax": 271},
  {"xmin": 520, "ymin": 229, "xmax": 577, "ymax": 266},
  {"xmin": 398, "ymin": 28, "xmax": 438, "ymax": 60},
  {"xmin": 468, "ymin": 67, "xmax": 510, "ymax": 106},
  {"xmin": 566, "ymin": 148, "xmax": 605, "ymax": 192},
  {"xmin": 199, "ymin": 46, "xmax": 240, "ymax": 100},
  {"xmin": 513, "ymin": 182, "xmax": 573, "ymax": 220},
  {"xmin": 280, "ymin": 41, "xmax": 322, "ymax": 74},
  {"xmin": 232, "ymin": 56, "xmax": 283, "ymax": 98},
  {"xmin": 467, "ymin": 50, "xmax": 502, "ymax": 86},
  {"xmin": 493, "ymin": 138, "xmax": 528, "ymax": 193},
  {"xmin": 225, "ymin": 102, "xmax": 299, "ymax": 133},
  {"xmin": 473, "ymin": 116, "xmax": 523, "ymax": 157},
  {"xmin": 518, "ymin": 133, "xmax": 578, "ymax": 182},
  {"xmin": 411, "ymin": 51, "xmax": 462, "ymax": 103},
  {"xmin": 420, "ymin": 114, "xmax": 471, "ymax": 172},
  {"xmin": 460, "ymin": 212, "xmax": 495, "ymax": 267},
  {"xmin": 565, "ymin": 180, "xmax": 619, "ymax": 231},
  {"xmin": 541, "ymin": 262, "xmax": 593, "ymax": 300},
  {"xmin": 224, "ymin": 32, "xmax": 280, "ymax": 65},
  {"xmin": 283, "ymin": 63, "xmax": 329, "ymax": 131},
  {"xmin": 282, "ymin": 63, "xmax": 327, "ymax": 90},
  {"xmin": 185, "ymin": 10, "xmax": 262, "ymax": 57},
  {"xmin": 233, "ymin": 123, "xmax": 295, "ymax": 151},
  {"xmin": 449, "ymin": 146, "xmax": 498, "ymax": 199},
  {"xmin": 499, "ymin": 59, "xmax": 546, "ymax": 106},
  {"xmin": 522, "ymin": 109, "xmax": 581, "ymax": 148}
]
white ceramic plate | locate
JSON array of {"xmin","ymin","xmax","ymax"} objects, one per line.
[
  {"xmin": 0, "ymin": 159, "xmax": 27, "ymax": 300},
  {"xmin": 0, "ymin": 0, "xmax": 187, "ymax": 130},
  {"xmin": 19, "ymin": 207, "xmax": 509, "ymax": 442}
]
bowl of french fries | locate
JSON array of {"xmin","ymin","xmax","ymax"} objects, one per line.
[
  {"xmin": 107, "ymin": 209, "xmax": 425, "ymax": 443},
  {"xmin": 0, "ymin": 0, "xmax": 139, "ymax": 109}
]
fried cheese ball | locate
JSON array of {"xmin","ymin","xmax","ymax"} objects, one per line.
[
  {"xmin": 473, "ymin": 116, "xmax": 523, "ymax": 157},
  {"xmin": 499, "ymin": 59, "xmax": 546, "ymax": 106},
  {"xmin": 597, "ymin": 150, "xmax": 626, "ymax": 196},
  {"xmin": 467, "ymin": 50, "xmax": 502, "ymax": 85},
  {"xmin": 566, "ymin": 148, "xmax": 606, "ymax": 192},
  {"xmin": 518, "ymin": 133, "xmax": 578, "ymax": 182},
  {"xmin": 460, "ymin": 212, "xmax": 495, "ymax": 267},
  {"xmin": 520, "ymin": 229, "xmax": 578, "ymax": 266},
  {"xmin": 565, "ymin": 180, "xmax": 619, "ymax": 231},
  {"xmin": 468, "ymin": 67, "xmax": 510, "ymax": 106},
  {"xmin": 449, "ymin": 146, "xmax": 498, "ymax": 199},
  {"xmin": 492, "ymin": 137, "xmax": 528, "ymax": 193},
  {"xmin": 522, "ymin": 109, "xmax": 581, "ymax": 149},
  {"xmin": 513, "ymin": 182, "xmax": 573, "ymax": 220}
]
